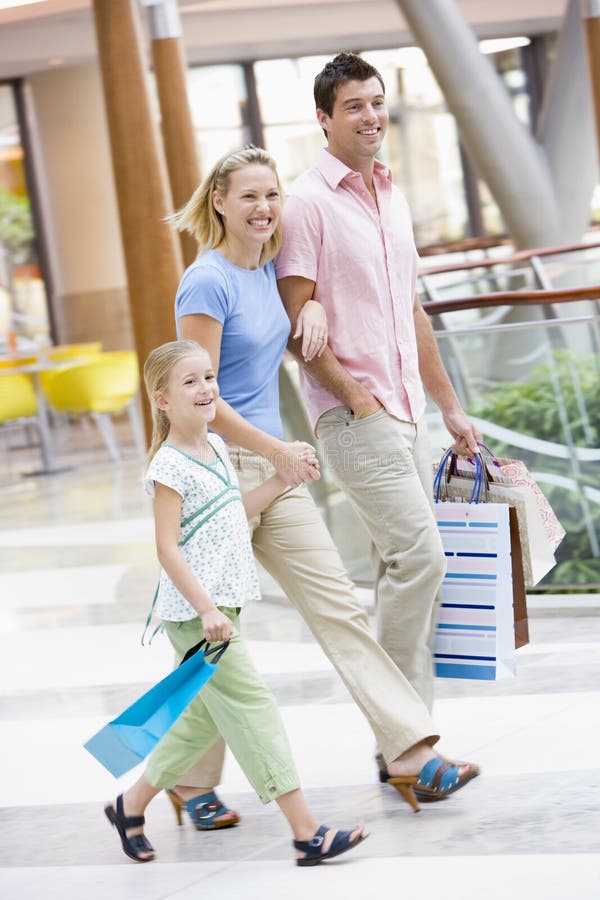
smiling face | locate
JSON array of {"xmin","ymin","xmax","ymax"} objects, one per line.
[
  {"xmin": 317, "ymin": 76, "xmax": 388, "ymax": 170},
  {"xmin": 155, "ymin": 351, "xmax": 219, "ymax": 430},
  {"xmin": 212, "ymin": 163, "xmax": 282, "ymax": 261}
]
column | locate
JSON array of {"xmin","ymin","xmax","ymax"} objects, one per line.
[
  {"xmin": 584, "ymin": 0, "xmax": 600, "ymax": 163},
  {"xmin": 144, "ymin": 0, "xmax": 201, "ymax": 267},
  {"xmin": 91, "ymin": 0, "xmax": 182, "ymax": 439}
]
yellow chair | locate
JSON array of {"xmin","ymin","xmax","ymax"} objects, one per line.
[
  {"xmin": 0, "ymin": 373, "xmax": 37, "ymax": 421},
  {"xmin": 41, "ymin": 350, "xmax": 144, "ymax": 461},
  {"xmin": 40, "ymin": 342, "xmax": 103, "ymax": 394},
  {"xmin": 0, "ymin": 373, "xmax": 42, "ymax": 459},
  {"xmin": 48, "ymin": 342, "xmax": 103, "ymax": 362}
]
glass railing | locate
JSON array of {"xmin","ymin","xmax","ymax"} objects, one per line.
[
  {"xmin": 427, "ymin": 290, "xmax": 600, "ymax": 589},
  {"xmin": 418, "ymin": 239, "xmax": 600, "ymax": 302},
  {"xmin": 281, "ymin": 244, "xmax": 600, "ymax": 589}
]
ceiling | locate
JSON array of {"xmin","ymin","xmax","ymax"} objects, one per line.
[{"xmin": 0, "ymin": 0, "xmax": 567, "ymax": 80}]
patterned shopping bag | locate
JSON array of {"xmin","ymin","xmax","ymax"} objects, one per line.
[{"xmin": 482, "ymin": 457, "xmax": 565, "ymax": 551}]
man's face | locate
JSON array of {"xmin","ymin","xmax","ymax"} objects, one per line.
[{"xmin": 317, "ymin": 76, "xmax": 388, "ymax": 167}]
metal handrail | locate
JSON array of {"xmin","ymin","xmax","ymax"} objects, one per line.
[
  {"xmin": 417, "ymin": 234, "xmax": 511, "ymax": 257},
  {"xmin": 420, "ymin": 239, "xmax": 600, "ymax": 276},
  {"xmin": 422, "ymin": 272, "xmax": 600, "ymax": 586},
  {"xmin": 422, "ymin": 284, "xmax": 600, "ymax": 315}
]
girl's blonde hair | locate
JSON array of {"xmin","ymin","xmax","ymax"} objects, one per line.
[
  {"xmin": 143, "ymin": 339, "xmax": 210, "ymax": 464},
  {"xmin": 168, "ymin": 145, "xmax": 283, "ymax": 265}
]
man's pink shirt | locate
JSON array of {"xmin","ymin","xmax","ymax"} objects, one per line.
[{"xmin": 275, "ymin": 148, "xmax": 426, "ymax": 432}]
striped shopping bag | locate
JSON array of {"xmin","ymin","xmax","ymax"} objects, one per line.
[{"xmin": 433, "ymin": 451, "xmax": 517, "ymax": 680}]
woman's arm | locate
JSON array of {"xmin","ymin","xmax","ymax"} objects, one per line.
[
  {"xmin": 154, "ymin": 482, "xmax": 233, "ymax": 642},
  {"xmin": 179, "ymin": 313, "xmax": 223, "ymax": 373},
  {"xmin": 178, "ymin": 312, "xmax": 320, "ymax": 486}
]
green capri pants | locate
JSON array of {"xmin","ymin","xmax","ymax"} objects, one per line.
[{"xmin": 145, "ymin": 608, "xmax": 300, "ymax": 804}]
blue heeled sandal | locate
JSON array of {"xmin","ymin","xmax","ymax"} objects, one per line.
[
  {"xmin": 166, "ymin": 789, "xmax": 240, "ymax": 830},
  {"xmin": 379, "ymin": 755, "xmax": 480, "ymax": 812},
  {"xmin": 294, "ymin": 824, "xmax": 367, "ymax": 867}
]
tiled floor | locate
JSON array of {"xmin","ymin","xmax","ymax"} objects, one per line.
[{"xmin": 1, "ymin": 422, "xmax": 599, "ymax": 899}]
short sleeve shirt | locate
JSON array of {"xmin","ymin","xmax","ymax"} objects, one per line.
[
  {"xmin": 275, "ymin": 149, "xmax": 426, "ymax": 431},
  {"xmin": 175, "ymin": 250, "xmax": 290, "ymax": 438},
  {"xmin": 145, "ymin": 435, "xmax": 261, "ymax": 621}
]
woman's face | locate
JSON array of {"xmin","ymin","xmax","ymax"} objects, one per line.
[{"xmin": 213, "ymin": 163, "xmax": 281, "ymax": 251}]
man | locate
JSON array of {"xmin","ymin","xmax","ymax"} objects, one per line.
[{"xmin": 276, "ymin": 52, "xmax": 482, "ymax": 723}]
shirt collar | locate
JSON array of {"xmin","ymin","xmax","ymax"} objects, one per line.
[{"xmin": 316, "ymin": 147, "xmax": 392, "ymax": 189}]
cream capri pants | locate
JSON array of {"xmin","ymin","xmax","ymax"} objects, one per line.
[
  {"xmin": 144, "ymin": 608, "xmax": 300, "ymax": 804},
  {"xmin": 316, "ymin": 408, "xmax": 447, "ymax": 711},
  {"xmin": 177, "ymin": 446, "xmax": 439, "ymax": 790}
]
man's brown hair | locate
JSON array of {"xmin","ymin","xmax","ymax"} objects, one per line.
[{"xmin": 313, "ymin": 52, "xmax": 385, "ymax": 117}]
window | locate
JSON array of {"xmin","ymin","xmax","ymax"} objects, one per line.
[
  {"xmin": 186, "ymin": 65, "xmax": 247, "ymax": 171},
  {"xmin": 254, "ymin": 56, "xmax": 329, "ymax": 186},
  {"xmin": 0, "ymin": 83, "xmax": 50, "ymax": 350},
  {"xmin": 362, "ymin": 48, "xmax": 469, "ymax": 246}
]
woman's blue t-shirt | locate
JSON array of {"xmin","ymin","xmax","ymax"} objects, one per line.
[{"xmin": 175, "ymin": 250, "xmax": 291, "ymax": 439}]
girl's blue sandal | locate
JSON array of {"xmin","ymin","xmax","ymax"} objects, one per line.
[
  {"xmin": 379, "ymin": 755, "xmax": 480, "ymax": 812},
  {"xmin": 294, "ymin": 824, "xmax": 367, "ymax": 867},
  {"xmin": 166, "ymin": 788, "xmax": 240, "ymax": 830},
  {"xmin": 105, "ymin": 794, "xmax": 155, "ymax": 862}
]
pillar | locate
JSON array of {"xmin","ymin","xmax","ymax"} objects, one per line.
[
  {"xmin": 394, "ymin": 0, "xmax": 561, "ymax": 248},
  {"xmin": 92, "ymin": 0, "xmax": 182, "ymax": 438},
  {"xmin": 144, "ymin": 0, "xmax": 201, "ymax": 267},
  {"xmin": 584, "ymin": 0, "xmax": 600, "ymax": 163}
]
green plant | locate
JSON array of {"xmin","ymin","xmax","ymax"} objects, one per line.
[
  {"xmin": 469, "ymin": 350, "xmax": 600, "ymax": 586},
  {"xmin": 0, "ymin": 189, "xmax": 34, "ymax": 253}
]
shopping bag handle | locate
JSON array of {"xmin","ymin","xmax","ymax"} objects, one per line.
[
  {"xmin": 448, "ymin": 442, "xmax": 500, "ymax": 475},
  {"xmin": 434, "ymin": 447, "xmax": 486, "ymax": 504},
  {"xmin": 433, "ymin": 447, "xmax": 453, "ymax": 502},
  {"xmin": 471, "ymin": 453, "xmax": 489, "ymax": 502},
  {"xmin": 476, "ymin": 441, "xmax": 497, "ymax": 459},
  {"xmin": 475, "ymin": 443, "xmax": 505, "ymax": 482},
  {"xmin": 180, "ymin": 638, "xmax": 229, "ymax": 667}
]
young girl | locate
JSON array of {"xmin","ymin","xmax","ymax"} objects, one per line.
[{"xmin": 104, "ymin": 339, "xmax": 366, "ymax": 866}]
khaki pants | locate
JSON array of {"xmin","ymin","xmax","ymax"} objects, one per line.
[
  {"xmin": 145, "ymin": 609, "xmax": 300, "ymax": 804},
  {"xmin": 180, "ymin": 446, "xmax": 438, "ymax": 789},
  {"xmin": 317, "ymin": 408, "xmax": 446, "ymax": 710}
]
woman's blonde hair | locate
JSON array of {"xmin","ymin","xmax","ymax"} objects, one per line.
[
  {"xmin": 168, "ymin": 145, "xmax": 283, "ymax": 265},
  {"xmin": 143, "ymin": 339, "xmax": 210, "ymax": 464}
]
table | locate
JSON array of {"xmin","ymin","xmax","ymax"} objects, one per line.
[{"xmin": 0, "ymin": 358, "xmax": 78, "ymax": 475}]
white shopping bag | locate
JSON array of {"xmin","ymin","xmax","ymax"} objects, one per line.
[{"xmin": 434, "ymin": 500, "xmax": 516, "ymax": 681}]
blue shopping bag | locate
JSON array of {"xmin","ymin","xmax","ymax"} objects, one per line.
[{"xmin": 84, "ymin": 639, "xmax": 228, "ymax": 777}]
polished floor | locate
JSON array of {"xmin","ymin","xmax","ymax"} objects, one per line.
[{"xmin": 0, "ymin": 420, "xmax": 599, "ymax": 900}]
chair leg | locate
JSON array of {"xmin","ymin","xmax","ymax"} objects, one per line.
[
  {"xmin": 92, "ymin": 412, "xmax": 120, "ymax": 462},
  {"xmin": 127, "ymin": 398, "xmax": 146, "ymax": 457}
]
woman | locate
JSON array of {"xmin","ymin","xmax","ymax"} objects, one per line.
[{"xmin": 163, "ymin": 146, "xmax": 477, "ymax": 830}]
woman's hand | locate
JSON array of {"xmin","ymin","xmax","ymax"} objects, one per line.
[
  {"xmin": 293, "ymin": 300, "xmax": 328, "ymax": 361},
  {"xmin": 200, "ymin": 608, "xmax": 234, "ymax": 643},
  {"xmin": 270, "ymin": 440, "xmax": 321, "ymax": 487}
]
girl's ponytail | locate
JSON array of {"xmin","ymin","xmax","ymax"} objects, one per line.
[{"xmin": 147, "ymin": 407, "xmax": 171, "ymax": 464}]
